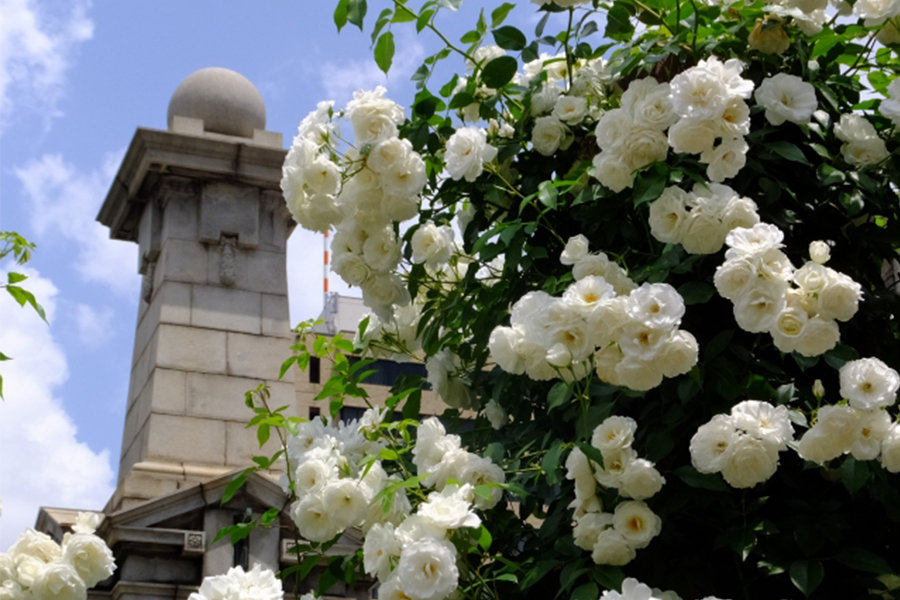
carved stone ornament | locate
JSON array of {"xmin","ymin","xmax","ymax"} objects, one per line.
[
  {"xmin": 183, "ymin": 531, "xmax": 205, "ymax": 556},
  {"xmin": 219, "ymin": 234, "xmax": 238, "ymax": 287},
  {"xmin": 140, "ymin": 259, "xmax": 156, "ymax": 303}
]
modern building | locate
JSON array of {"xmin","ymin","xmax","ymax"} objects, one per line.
[{"xmin": 33, "ymin": 68, "xmax": 433, "ymax": 600}]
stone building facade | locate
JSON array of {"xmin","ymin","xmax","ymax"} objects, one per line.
[{"xmin": 33, "ymin": 68, "xmax": 430, "ymax": 600}]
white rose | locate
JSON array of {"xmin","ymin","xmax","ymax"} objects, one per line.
[
  {"xmin": 382, "ymin": 152, "xmax": 427, "ymax": 198},
  {"xmin": 9, "ymin": 529, "xmax": 61, "ymax": 563},
  {"xmin": 591, "ymin": 416, "xmax": 638, "ymax": 454},
  {"xmin": 488, "ymin": 326, "xmax": 526, "ymax": 375},
  {"xmin": 809, "ymin": 241, "xmax": 831, "ymax": 264},
  {"xmin": 418, "ymin": 484, "xmax": 481, "ymax": 530},
  {"xmin": 592, "ymin": 153, "xmax": 635, "ymax": 192},
  {"xmin": 714, "ymin": 257, "xmax": 757, "ymax": 300},
  {"xmin": 654, "ymin": 330, "xmax": 699, "ymax": 378},
  {"xmin": 531, "ymin": 116, "xmax": 569, "ymax": 156},
  {"xmin": 394, "ymin": 538, "xmax": 459, "ymax": 600},
  {"xmin": 881, "ymin": 423, "xmax": 900, "ymax": 473},
  {"xmin": 721, "ymin": 195, "xmax": 759, "ymax": 232},
  {"xmin": 668, "ymin": 118, "xmax": 718, "ymax": 154},
  {"xmin": 572, "ymin": 253, "xmax": 611, "ymax": 281},
  {"xmin": 731, "ymin": 400, "xmax": 794, "ymax": 450},
  {"xmin": 459, "ymin": 455, "xmax": 506, "ymax": 510},
  {"xmin": 573, "ymin": 512, "xmax": 614, "ymax": 551},
  {"xmin": 612, "ymin": 501, "xmax": 662, "ymax": 549},
  {"xmin": 720, "ymin": 434, "xmax": 779, "ymax": 488},
  {"xmin": 615, "ymin": 356, "xmax": 664, "ymax": 391},
  {"xmin": 61, "ymin": 533, "xmax": 116, "ymax": 587},
  {"xmin": 302, "ymin": 155, "xmax": 341, "ymax": 196},
  {"xmin": 816, "ymin": 272, "xmax": 862, "ymax": 322},
  {"xmin": 531, "ymin": 84, "xmax": 561, "ymax": 115},
  {"xmin": 853, "ymin": 0, "xmax": 900, "ymax": 20},
  {"xmin": 30, "ymin": 563, "xmax": 86, "ymax": 600},
  {"xmin": 591, "ymin": 529, "xmax": 636, "ymax": 566},
  {"xmin": 561, "ymin": 234, "xmax": 590, "ymax": 265},
  {"xmin": 367, "ymin": 137, "xmax": 412, "ymax": 173},
  {"xmin": 323, "ymin": 478, "xmax": 369, "ymax": 529},
  {"xmin": 553, "ymin": 95, "xmax": 588, "ymax": 124},
  {"xmin": 363, "ymin": 230, "xmax": 402, "ymax": 273},
  {"xmin": 619, "ymin": 458, "xmax": 666, "ymax": 500},
  {"xmin": 701, "ymin": 137, "xmax": 748, "ymax": 182},
  {"xmin": 625, "ymin": 282, "xmax": 685, "ymax": 329},
  {"xmin": 413, "ymin": 418, "xmax": 461, "ymax": 474},
  {"xmin": 717, "ymin": 98, "xmax": 751, "ymax": 138},
  {"xmin": 842, "ymin": 138, "xmax": 890, "ymax": 166},
  {"xmin": 593, "ymin": 447, "xmax": 635, "ymax": 488},
  {"xmin": 670, "ymin": 65, "xmax": 729, "ymax": 120},
  {"xmin": 725, "ymin": 223, "xmax": 784, "ymax": 259},
  {"xmin": 794, "ymin": 262, "xmax": 829, "ymax": 294},
  {"xmin": 835, "ymin": 113, "xmax": 879, "ymax": 143},
  {"xmin": 648, "ymin": 186, "xmax": 690, "ymax": 244},
  {"xmin": 850, "ymin": 408, "xmax": 892, "ymax": 460},
  {"xmin": 754, "ymin": 74, "xmax": 818, "ymax": 125},
  {"xmin": 682, "ymin": 210, "xmax": 727, "ymax": 255},
  {"xmin": 290, "ymin": 493, "xmax": 344, "ymax": 542},
  {"xmin": 445, "ymin": 127, "xmax": 497, "ymax": 182},
  {"xmin": 632, "ymin": 83, "xmax": 678, "ymax": 131},
  {"xmin": 840, "ymin": 357, "xmax": 900, "ymax": 410},
  {"xmin": 411, "ymin": 221, "xmax": 455, "ymax": 268},
  {"xmin": 594, "ymin": 343, "xmax": 624, "ymax": 385},
  {"xmin": 332, "ymin": 252, "xmax": 370, "ymax": 287},
  {"xmin": 797, "ymin": 425, "xmax": 844, "ymax": 465},
  {"xmin": 364, "ymin": 523, "xmax": 403, "ymax": 581},
  {"xmin": 817, "ymin": 404, "xmax": 861, "ymax": 449},
  {"xmin": 690, "ymin": 415, "xmax": 737, "ymax": 473},
  {"xmin": 733, "ymin": 279, "xmax": 786, "ymax": 333},
  {"xmin": 621, "ymin": 127, "xmax": 669, "ymax": 170},
  {"xmin": 793, "ymin": 316, "xmax": 840, "ymax": 357},
  {"xmin": 594, "ymin": 109, "xmax": 633, "ymax": 150},
  {"xmin": 770, "ymin": 306, "xmax": 808, "ymax": 354}
]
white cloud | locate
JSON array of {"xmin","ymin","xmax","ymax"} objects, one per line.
[
  {"xmin": 0, "ymin": 267, "xmax": 115, "ymax": 550},
  {"xmin": 15, "ymin": 152, "xmax": 139, "ymax": 297},
  {"xmin": 74, "ymin": 303, "xmax": 114, "ymax": 347},
  {"xmin": 319, "ymin": 33, "xmax": 425, "ymax": 104},
  {"xmin": 0, "ymin": 0, "xmax": 93, "ymax": 127}
]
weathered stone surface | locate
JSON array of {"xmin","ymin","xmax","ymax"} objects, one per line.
[
  {"xmin": 156, "ymin": 324, "xmax": 226, "ymax": 374},
  {"xmin": 258, "ymin": 191, "xmax": 291, "ymax": 253},
  {"xmin": 202, "ymin": 509, "xmax": 234, "ymax": 578},
  {"xmin": 224, "ymin": 419, "xmax": 286, "ymax": 466},
  {"xmin": 121, "ymin": 472, "xmax": 180, "ymax": 501},
  {"xmin": 261, "ymin": 294, "xmax": 290, "ymax": 338},
  {"xmin": 226, "ymin": 333, "xmax": 292, "ymax": 381},
  {"xmin": 246, "ymin": 249, "xmax": 288, "ymax": 295},
  {"xmin": 156, "ymin": 239, "xmax": 208, "ymax": 288},
  {"xmin": 129, "ymin": 331, "xmax": 158, "ymax": 404},
  {"xmin": 160, "ymin": 183, "xmax": 199, "ymax": 243},
  {"xmin": 199, "ymin": 182, "xmax": 260, "ymax": 248},
  {"xmin": 145, "ymin": 414, "xmax": 225, "ymax": 465},
  {"xmin": 134, "ymin": 282, "xmax": 191, "ymax": 362},
  {"xmin": 249, "ymin": 516, "xmax": 280, "ymax": 573},
  {"xmin": 191, "ymin": 286, "xmax": 261, "ymax": 334},
  {"xmin": 185, "ymin": 372, "xmax": 261, "ymax": 421}
]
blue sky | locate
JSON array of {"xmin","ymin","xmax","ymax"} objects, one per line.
[{"xmin": 0, "ymin": 0, "xmax": 559, "ymax": 548}]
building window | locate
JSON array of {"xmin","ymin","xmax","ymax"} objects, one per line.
[
  {"xmin": 347, "ymin": 357, "xmax": 428, "ymax": 386},
  {"xmin": 309, "ymin": 406, "xmax": 320, "ymax": 420},
  {"xmin": 309, "ymin": 356, "xmax": 321, "ymax": 384},
  {"xmin": 232, "ymin": 515, "xmax": 250, "ymax": 569}
]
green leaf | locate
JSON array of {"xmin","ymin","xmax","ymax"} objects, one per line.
[
  {"xmin": 547, "ymin": 381, "xmax": 572, "ymax": 410},
  {"xmin": 605, "ymin": 3, "xmax": 634, "ymax": 40},
  {"xmin": 790, "ymin": 559, "xmax": 824, "ymax": 598},
  {"xmin": 575, "ymin": 442, "xmax": 605, "ymax": 470},
  {"xmin": 840, "ymin": 457, "xmax": 869, "ymax": 494},
  {"xmin": 260, "ymin": 507, "xmax": 279, "ymax": 526},
  {"xmin": 477, "ymin": 524, "xmax": 493, "ymax": 550},
  {"xmin": 572, "ymin": 583, "xmax": 598, "ymax": 600},
  {"xmin": 824, "ymin": 343, "xmax": 859, "ymax": 370},
  {"xmin": 480, "ymin": 56, "xmax": 518, "ymax": 89},
  {"xmin": 632, "ymin": 166, "xmax": 667, "ymax": 206},
  {"xmin": 704, "ymin": 330, "xmax": 734, "ymax": 361},
  {"xmin": 347, "ymin": 0, "xmax": 367, "ymax": 30},
  {"xmin": 541, "ymin": 441, "xmax": 565, "ymax": 484},
  {"xmin": 0, "ymin": 352, "xmax": 11, "ymax": 361},
  {"xmin": 817, "ymin": 164, "xmax": 845, "ymax": 186},
  {"xmin": 374, "ymin": 31, "xmax": 395, "ymax": 74},
  {"xmin": 334, "ymin": 0, "xmax": 350, "ymax": 30},
  {"xmin": 222, "ymin": 469, "xmax": 251, "ymax": 504},
  {"xmin": 491, "ymin": 3, "xmax": 515, "ymax": 27},
  {"xmin": 520, "ymin": 559, "xmax": 559, "ymax": 590},
  {"xmin": 677, "ymin": 282, "xmax": 715, "ymax": 305},
  {"xmin": 766, "ymin": 141, "xmax": 811, "ymax": 166},
  {"xmin": 675, "ymin": 465, "xmax": 729, "ymax": 491},
  {"xmin": 403, "ymin": 389, "xmax": 421, "ymax": 420},
  {"xmin": 538, "ymin": 181, "xmax": 558, "ymax": 210},
  {"xmin": 7, "ymin": 272, "xmax": 26, "ymax": 284},
  {"xmin": 834, "ymin": 547, "xmax": 893, "ymax": 574},
  {"xmin": 492, "ymin": 26, "xmax": 527, "ymax": 51}
]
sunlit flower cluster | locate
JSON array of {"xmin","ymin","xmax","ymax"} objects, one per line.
[
  {"xmin": 797, "ymin": 358, "xmax": 900, "ymax": 470},
  {"xmin": 690, "ymin": 400, "xmax": 794, "ymax": 488},
  {"xmin": 0, "ymin": 513, "xmax": 115, "ymax": 600},
  {"xmin": 188, "ymin": 564, "xmax": 282, "ymax": 600},
  {"xmin": 715, "ymin": 224, "xmax": 862, "ymax": 356},
  {"xmin": 282, "ymin": 87, "xmax": 427, "ymax": 319},
  {"xmin": 489, "ymin": 236, "xmax": 697, "ymax": 391},
  {"xmin": 648, "ymin": 183, "xmax": 760, "ymax": 254},
  {"xmin": 834, "ymin": 113, "xmax": 890, "ymax": 166},
  {"xmin": 286, "ymin": 411, "xmax": 403, "ymax": 542},
  {"xmin": 566, "ymin": 416, "xmax": 665, "ymax": 565}
]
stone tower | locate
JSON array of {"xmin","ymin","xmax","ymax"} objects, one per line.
[{"xmin": 97, "ymin": 67, "xmax": 295, "ymax": 513}]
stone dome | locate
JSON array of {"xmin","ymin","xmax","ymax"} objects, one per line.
[{"xmin": 167, "ymin": 67, "xmax": 266, "ymax": 138}]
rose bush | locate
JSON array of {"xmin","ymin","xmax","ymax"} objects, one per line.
[{"xmin": 223, "ymin": 0, "xmax": 900, "ymax": 598}]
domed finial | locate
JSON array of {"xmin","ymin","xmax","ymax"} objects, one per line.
[{"xmin": 167, "ymin": 67, "xmax": 266, "ymax": 138}]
